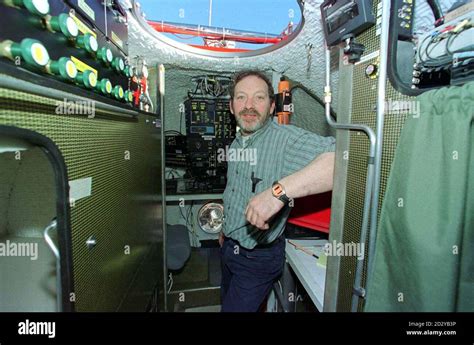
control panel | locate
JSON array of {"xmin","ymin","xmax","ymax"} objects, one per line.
[
  {"xmin": 320, "ymin": 0, "xmax": 375, "ymax": 46},
  {"xmin": 395, "ymin": 0, "xmax": 415, "ymax": 41},
  {"xmin": 162, "ymin": 75, "xmax": 235, "ymax": 192},
  {"xmin": 185, "ymin": 99, "xmax": 235, "ymax": 139},
  {"xmin": 65, "ymin": 0, "xmax": 128, "ymax": 55},
  {"xmin": 185, "ymin": 98, "xmax": 236, "ymax": 185},
  {"xmin": 0, "ymin": 0, "xmax": 152, "ymax": 111}
]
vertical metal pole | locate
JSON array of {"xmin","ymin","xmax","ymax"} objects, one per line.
[
  {"xmin": 208, "ymin": 0, "xmax": 213, "ymax": 26},
  {"xmin": 159, "ymin": 64, "xmax": 168, "ymax": 311},
  {"xmin": 44, "ymin": 219, "xmax": 61, "ymax": 312},
  {"xmin": 367, "ymin": 0, "xmax": 391, "ymax": 292}
]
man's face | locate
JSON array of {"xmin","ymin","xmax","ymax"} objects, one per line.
[{"xmin": 230, "ymin": 75, "xmax": 275, "ymax": 136}]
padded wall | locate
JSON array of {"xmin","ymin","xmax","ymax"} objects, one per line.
[{"xmin": 0, "ymin": 86, "xmax": 164, "ymax": 311}]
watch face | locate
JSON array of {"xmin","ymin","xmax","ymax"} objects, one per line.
[{"xmin": 272, "ymin": 183, "xmax": 284, "ymax": 197}]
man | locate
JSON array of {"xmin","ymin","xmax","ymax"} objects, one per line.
[{"xmin": 220, "ymin": 70, "xmax": 336, "ymax": 312}]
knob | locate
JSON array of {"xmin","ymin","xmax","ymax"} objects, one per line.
[
  {"xmin": 76, "ymin": 33, "xmax": 98, "ymax": 54},
  {"xmin": 365, "ymin": 63, "xmax": 378, "ymax": 79},
  {"xmin": 47, "ymin": 57, "xmax": 77, "ymax": 81},
  {"xmin": 86, "ymin": 236, "xmax": 96, "ymax": 250},
  {"xmin": 7, "ymin": 0, "xmax": 50, "ymax": 16},
  {"xmin": 96, "ymin": 78, "xmax": 112, "ymax": 95},
  {"xmin": 46, "ymin": 13, "xmax": 79, "ymax": 38},
  {"xmin": 112, "ymin": 56, "xmax": 125, "ymax": 73},
  {"xmin": 76, "ymin": 69, "xmax": 97, "ymax": 89},
  {"xmin": 124, "ymin": 65, "xmax": 135, "ymax": 78},
  {"xmin": 124, "ymin": 90, "xmax": 134, "ymax": 103},
  {"xmin": 1, "ymin": 38, "xmax": 50, "ymax": 70},
  {"xmin": 112, "ymin": 85, "xmax": 124, "ymax": 100},
  {"xmin": 97, "ymin": 46, "xmax": 113, "ymax": 65}
]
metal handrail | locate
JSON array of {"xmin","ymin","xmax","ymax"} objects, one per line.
[
  {"xmin": 323, "ymin": 48, "xmax": 376, "ymax": 312},
  {"xmin": 43, "ymin": 219, "xmax": 62, "ymax": 312}
]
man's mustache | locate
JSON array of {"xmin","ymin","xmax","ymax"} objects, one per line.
[{"xmin": 239, "ymin": 108, "xmax": 261, "ymax": 117}]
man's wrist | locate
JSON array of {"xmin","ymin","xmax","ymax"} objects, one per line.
[{"xmin": 271, "ymin": 181, "xmax": 291, "ymax": 205}]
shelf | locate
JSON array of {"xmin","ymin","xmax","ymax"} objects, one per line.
[{"xmin": 285, "ymin": 239, "xmax": 328, "ymax": 311}]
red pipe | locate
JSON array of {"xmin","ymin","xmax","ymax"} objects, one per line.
[
  {"xmin": 147, "ymin": 20, "xmax": 285, "ymax": 44},
  {"xmin": 189, "ymin": 45, "xmax": 250, "ymax": 52}
]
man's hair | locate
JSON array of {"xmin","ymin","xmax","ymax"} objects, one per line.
[{"xmin": 229, "ymin": 70, "xmax": 275, "ymax": 102}]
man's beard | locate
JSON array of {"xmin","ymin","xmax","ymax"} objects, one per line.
[{"xmin": 236, "ymin": 108, "xmax": 269, "ymax": 135}]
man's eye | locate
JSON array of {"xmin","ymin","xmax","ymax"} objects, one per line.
[{"xmin": 237, "ymin": 96, "xmax": 245, "ymax": 100}]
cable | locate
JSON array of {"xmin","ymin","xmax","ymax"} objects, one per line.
[
  {"xmin": 167, "ymin": 273, "xmax": 173, "ymax": 293},
  {"xmin": 171, "ymin": 33, "xmax": 196, "ymax": 40},
  {"xmin": 418, "ymin": 34, "xmax": 451, "ymax": 66},
  {"xmin": 427, "ymin": 0, "xmax": 444, "ymax": 22},
  {"xmin": 419, "ymin": 19, "xmax": 472, "ymax": 65},
  {"xmin": 179, "ymin": 203, "xmax": 197, "ymax": 240},
  {"xmin": 434, "ymin": 16, "xmax": 445, "ymax": 27},
  {"xmin": 446, "ymin": 30, "xmax": 461, "ymax": 55},
  {"xmin": 189, "ymin": 75, "xmax": 231, "ymax": 98},
  {"xmin": 179, "ymin": 205, "xmax": 188, "ymax": 224},
  {"xmin": 187, "ymin": 200, "xmax": 197, "ymax": 246},
  {"xmin": 424, "ymin": 36, "xmax": 444, "ymax": 60},
  {"xmin": 418, "ymin": 33, "xmax": 435, "ymax": 64},
  {"xmin": 290, "ymin": 84, "xmax": 337, "ymax": 120},
  {"xmin": 187, "ymin": 200, "xmax": 195, "ymax": 231},
  {"xmin": 165, "ymin": 130, "xmax": 184, "ymax": 135}
]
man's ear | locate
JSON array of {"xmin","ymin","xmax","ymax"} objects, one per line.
[
  {"xmin": 270, "ymin": 100, "xmax": 275, "ymax": 115},
  {"xmin": 229, "ymin": 100, "xmax": 235, "ymax": 115}
]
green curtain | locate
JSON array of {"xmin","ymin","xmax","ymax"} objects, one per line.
[{"xmin": 365, "ymin": 82, "xmax": 474, "ymax": 311}]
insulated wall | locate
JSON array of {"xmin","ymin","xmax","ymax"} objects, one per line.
[{"xmin": 0, "ymin": 79, "xmax": 164, "ymax": 311}]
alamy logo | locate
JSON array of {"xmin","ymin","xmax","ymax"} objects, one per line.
[
  {"xmin": 324, "ymin": 241, "xmax": 365, "ymax": 261},
  {"xmin": 0, "ymin": 240, "xmax": 38, "ymax": 260},
  {"xmin": 385, "ymin": 100, "xmax": 420, "ymax": 118},
  {"xmin": 217, "ymin": 145, "xmax": 257, "ymax": 166},
  {"xmin": 18, "ymin": 319, "xmax": 55, "ymax": 338},
  {"xmin": 55, "ymin": 98, "xmax": 96, "ymax": 118}
]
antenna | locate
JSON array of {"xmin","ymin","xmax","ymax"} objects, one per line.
[{"xmin": 208, "ymin": 0, "xmax": 213, "ymax": 26}]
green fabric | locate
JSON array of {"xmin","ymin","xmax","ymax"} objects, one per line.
[{"xmin": 365, "ymin": 82, "xmax": 474, "ymax": 312}]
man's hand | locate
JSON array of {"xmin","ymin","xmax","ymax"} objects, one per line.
[{"xmin": 245, "ymin": 188, "xmax": 285, "ymax": 230}]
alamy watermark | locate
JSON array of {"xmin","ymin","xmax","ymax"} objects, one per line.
[
  {"xmin": 324, "ymin": 241, "xmax": 365, "ymax": 261},
  {"xmin": 0, "ymin": 240, "xmax": 38, "ymax": 260},
  {"xmin": 55, "ymin": 98, "xmax": 96, "ymax": 118},
  {"xmin": 217, "ymin": 145, "xmax": 257, "ymax": 166},
  {"xmin": 18, "ymin": 319, "xmax": 55, "ymax": 338},
  {"xmin": 385, "ymin": 99, "xmax": 420, "ymax": 118}
]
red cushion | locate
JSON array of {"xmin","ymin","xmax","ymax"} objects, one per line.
[{"xmin": 287, "ymin": 192, "xmax": 332, "ymax": 233}]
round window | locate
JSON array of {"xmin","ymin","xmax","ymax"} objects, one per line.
[{"xmin": 134, "ymin": 0, "xmax": 303, "ymax": 57}]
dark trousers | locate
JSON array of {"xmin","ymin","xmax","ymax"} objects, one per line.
[{"xmin": 220, "ymin": 236, "xmax": 285, "ymax": 312}]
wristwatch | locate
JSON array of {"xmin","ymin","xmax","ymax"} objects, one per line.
[{"xmin": 272, "ymin": 181, "xmax": 291, "ymax": 205}]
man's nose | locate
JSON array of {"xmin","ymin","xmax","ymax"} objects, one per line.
[{"xmin": 245, "ymin": 97, "xmax": 254, "ymax": 108}]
